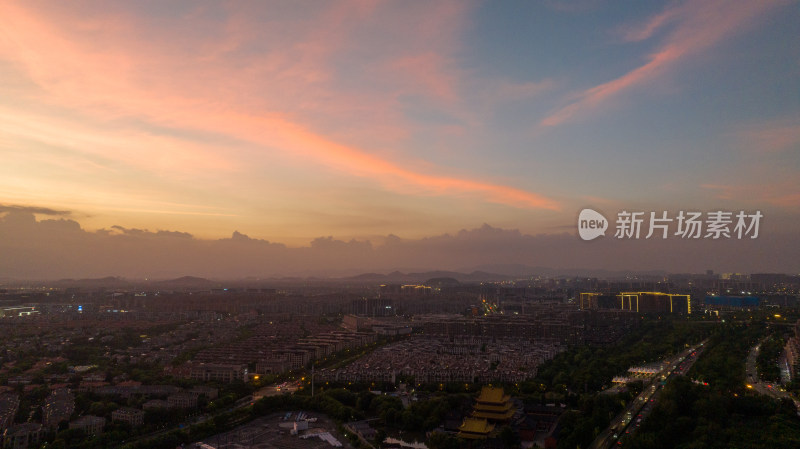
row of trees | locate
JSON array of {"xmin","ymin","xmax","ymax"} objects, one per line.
[
  {"xmin": 534, "ymin": 317, "xmax": 712, "ymax": 394},
  {"xmin": 520, "ymin": 316, "xmax": 713, "ymax": 449},
  {"xmin": 623, "ymin": 376, "xmax": 800, "ymax": 449},
  {"xmin": 687, "ymin": 322, "xmax": 763, "ymax": 391},
  {"xmin": 757, "ymin": 332, "xmax": 786, "ymax": 383},
  {"xmin": 624, "ymin": 322, "xmax": 800, "ymax": 449}
]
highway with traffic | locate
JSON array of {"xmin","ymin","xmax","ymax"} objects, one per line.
[
  {"xmin": 746, "ymin": 340, "xmax": 800, "ymax": 413},
  {"xmin": 589, "ymin": 341, "xmax": 706, "ymax": 449}
]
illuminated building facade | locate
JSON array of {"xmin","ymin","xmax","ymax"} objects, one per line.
[
  {"xmin": 704, "ymin": 295, "xmax": 759, "ymax": 309},
  {"xmin": 471, "ymin": 386, "xmax": 514, "ymax": 422},
  {"xmin": 580, "ymin": 292, "xmax": 691, "ymax": 314},
  {"xmin": 457, "ymin": 418, "xmax": 495, "ymax": 440}
]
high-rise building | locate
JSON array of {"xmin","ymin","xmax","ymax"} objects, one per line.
[{"xmin": 580, "ymin": 292, "xmax": 691, "ymax": 314}]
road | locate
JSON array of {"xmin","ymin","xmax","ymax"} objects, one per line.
[
  {"xmin": 592, "ymin": 338, "xmax": 799, "ymax": 449},
  {"xmin": 122, "ymin": 381, "xmax": 299, "ymax": 447},
  {"xmin": 254, "ymin": 380, "xmax": 300, "ymax": 399},
  {"xmin": 589, "ymin": 341, "xmax": 706, "ymax": 449},
  {"xmin": 746, "ymin": 340, "xmax": 800, "ymax": 412}
]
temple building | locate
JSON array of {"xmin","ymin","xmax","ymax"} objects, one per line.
[
  {"xmin": 471, "ymin": 386, "xmax": 514, "ymax": 422},
  {"xmin": 457, "ymin": 417, "xmax": 495, "ymax": 440}
]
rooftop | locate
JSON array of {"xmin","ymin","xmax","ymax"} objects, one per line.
[
  {"xmin": 477, "ymin": 386, "xmax": 510, "ymax": 404},
  {"xmin": 458, "ymin": 417, "xmax": 495, "ymax": 436}
]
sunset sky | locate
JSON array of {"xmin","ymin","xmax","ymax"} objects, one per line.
[{"xmin": 1, "ymin": 1, "xmax": 799, "ymax": 278}]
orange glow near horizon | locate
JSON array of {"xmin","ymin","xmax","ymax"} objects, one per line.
[
  {"xmin": 0, "ymin": 1, "xmax": 559, "ymax": 241},
  {"xmin": 0, "ymin": 0, "xmax": 796, "ymax": 246}
]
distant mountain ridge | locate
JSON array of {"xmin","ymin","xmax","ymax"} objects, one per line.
[
  {"xmin": 340, "ymin": 270, "xmax": 514, "ymax": 283},
  {"xmin": 6, "ymin": 267, "xmax": 678, "ymax": 290},
  {"xmin": 154, "ymin": 276, "xmax": 217, "ymax": 286}
]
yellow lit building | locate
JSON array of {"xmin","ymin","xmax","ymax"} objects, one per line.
[
  {"xmin": 579, "ymin": 293, "xmax": 599, "ymax": 310},
  {"xmin": 580, "ymin": 292, "xmax": 691, "ymax": 314},
  {"xmin": 618, "ymin": 292, "xmax": 691, "ymax": 314},
  {"xmin": 471, "ymin": 386, "xmax": 514, "ymax": 422},
  {"xmin": 457, "ymin": 417, "xmax": 495, "ymax": 440}
]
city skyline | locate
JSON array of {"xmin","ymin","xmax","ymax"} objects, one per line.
[{"xmin": 2, "ymin": 0, "xmax": 799, "ymax": 277}]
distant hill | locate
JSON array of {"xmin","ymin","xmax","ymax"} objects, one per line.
[
  {"xmin": 463, "ymin": 263, "xmax": 668, "ymax": 279},
  {"xmin": 342, "ymin": 270, "xmax": 513, "ymax": 284},
  {"xmin": 346, "ymin": 272, "xmax": 386, "ymax": 281},
  {"xmin": 423, "ymin": 277, "xmax": 460, "ymax": 287},
  {"xmin": 10, "ymin": 266, "xmax": 673, "ymax": 290},
  {"xmin": 51, "ymin": 276, "xmax": 134, "ymax": 289},
  {"xmin": 150, "ymin": 276, "xmax": 220, "ymax": 290},
  {"xmin": 154, "ymin": 276, "xmax": 213, "ymax": 285}
]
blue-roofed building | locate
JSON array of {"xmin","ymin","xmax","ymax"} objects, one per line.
[{"xmin": 704, "ymin": 295, "xmax": 760, "ymax": 309}]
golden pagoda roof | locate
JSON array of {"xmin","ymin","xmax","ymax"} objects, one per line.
[
  {"xmin": 457, "ymin": 418, "xmax": 495, "ymax": 439},
  {"xmin": 472, "ymin": 409, "xmax": 515, "ymax": 420},
  {"xmin": 476, "ymin": 386, "xmax": 510, "ymax": 404},
  {"xmin": 474, "ymin": 403, "xmax": 512, "ymax": 413},
  {"xmin": 459, "ymin": 432, "xmax": 492, "ymax": 440}
]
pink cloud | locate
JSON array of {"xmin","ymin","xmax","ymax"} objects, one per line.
[
  {"xmin": 0, "ymin": 107, "xmax": 239, "ymax": 176},
  {"xmin": 738, "ymin": 117, "xmax": 800, "ymax": 153},
  {"xmin": 541, "ymin": 0, "xmax": 788, "ymax": 127},
  {"xmin": 702, "ymin": 182, "xmax": 800, "ymax": 209},
  {"xmin": 541, "ymin": 47, "xmax": 682, "ymax": 127},
  {"xmin": 385, "ymin": 52, "xmax": 459, "ymax": 104},
  {"xmin": 618, "ymin": 8, "xmax": 680, "ymax": 42},
  {"xmin": 214, "ymin": 111, "xmax": 561, "ymax": 210},
  {"xmin": 0, "ymin": 1, "xmax": 559, "ymax": 211}
]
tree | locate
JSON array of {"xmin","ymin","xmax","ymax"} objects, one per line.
[
  {"xmin": 373, "ymin": 429, "xmax": 387, "ymax": 446},
  {"xmin": 500, "ymin": 425, "xmax": 521, "ymax": 448},
  {"xmin": 427, "ymin": 432, "xmax": 460, "ymax": 449}
]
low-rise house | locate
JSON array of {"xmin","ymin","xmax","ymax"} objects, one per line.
[
  {"xmin": 142, "ymin": 399, "xmax": 170, "ymax": 410},
  {"xmin": 3, "ymin": 423, "xmax": 43, "ymax": 449},
  {"xmin": 168, "ymin": 393, "xmax": 198, "ymax": 409},
  {"xmin": 69, "ymin": 415, "xmax": 105, "ymax": 436},
  {"xmin": 111, "ymin": 407, "xmax": 144, "ymax": 427}
]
